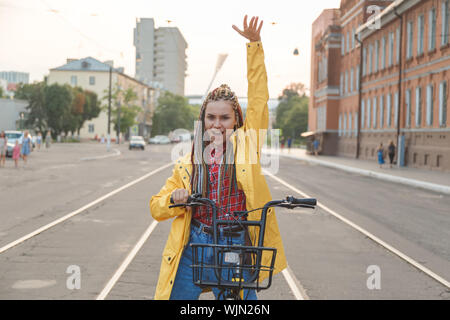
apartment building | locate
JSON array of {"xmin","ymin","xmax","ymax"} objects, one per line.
[
  {"xmin": 309, "ymin": 0, "xmax": 450, "ymax": 171},
  {"xmin": 48, "ymin": 57, "xmax": 155, "ymax": 140},
  {"xmin": 134, "ymin": 18, "xmax": 188, "ymax": 96}
]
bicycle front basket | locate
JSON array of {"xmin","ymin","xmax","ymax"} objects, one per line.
[{"xmin": 190, "ymin": 243, "xmax": 277, "ymax": 292}]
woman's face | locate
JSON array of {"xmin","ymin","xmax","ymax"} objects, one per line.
[{"xmin": 204, "ymin": 100, "xmax": 237, "ymax": 145}]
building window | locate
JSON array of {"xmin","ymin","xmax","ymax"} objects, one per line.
[
  {"xmin": 439, "ymin": 81, "xmax": 448, "ymax": 126},
  {"xmin": 417, "ymin": 15, "xmax": 424, "ymax": 55},
  {"xmin": 347, "ymin": 32, "xmax": 350, "ymax": 53},
  {"xmin": 396, "ymin": 27, "xmax": 400, "ymax": 64},
  {"xmin": 429, "ymin": 8, "xmax": 437, "ymax": 51},
  {"xmin": 341, "ymin": 35, "xmax": 345, "ymax": 56},
  {"xmin": 352, "ymin": 27, "xmax": 356, "ymax": 49},
  {"xmin": 442, "ymin": 0, "xmax": 449, "ymax": 46},
  {"xmin": 356, "ymin": 66, "xmax": 360, "ymax": 91},
  {"xmin": 340, "ymin": 73, "xmax": 344, "ymax": 95},
  {"xmin": 362, "ymin": 47, "xmax": 367, "ymax": 76},
  {"xmin": 354, "ymin": 112, "xmax": 358, "ymax": 134},
  {"xmin": 348, "ymin": 112, "xmax": 352, "ymax": 136},
  {"xmin": 88, "ymin": 124, "xmax": 95, "ymax": 133},
  {"xmin": 89, "ymin": 76, "xmax": 95, "ymax": 85},
  {"xmin": 389, "ymin": 32, "xmax": 394, "ymax": 67},
  {"xmin": 374, "ymin": 40, "xmax": 379, "ymax": 73},
  {"xmin": 369, "ymin": 44, "xmax": 373, "ymax": 74},
  {"xmin": 416, "ymin": 87, "xmax": 422, "ymax": 127},
  {"xmin": 373, "ymin": 96, "xmax": 377, "ymax": 128},
  {"xmin": 343, "ymin": 112, "xmax": 347, "ymax": 136},
  {"xmin": 426, "ymin": 84, "xmax": 434, "ymax": 126},
  {"xmin": 380, "ymin": 95, "xmax": 384, "ymax": 128},
  {"xmin": 345, "ymin": 71, "xmax": 348, "ymax": 94},
  {"xmin": 406, "ymin": 89, "xmax": 412, "ymax": 127},
  {"xmin": 361, "ymin": 100, "xmax": 365, "ymax": 129},
  {"xmin": 350, "ymin": 68, "xmax": 354, "ymax": 93},
  {"xmin": 339, "ymin": 114, "xmax": 342, "ymax": 136},
  {"xmin": 407, "ymin": 21, "xmax": 413, "ymax": 59},
  {"xmin": 381, "ymin": 36, "xmax": 386, "ymax": 69},
  {"xmin": 394, "ymin": 92, "xmax": 399, "ymax": 127},
  {"xmin": 387, "ymin": 93, "xmax": 392, "ymax": 127},
  {"xmin": 71, "ymin": 75, "xmax": 77, "ymax": 86},
  {"xmin": 367, "ymin": 98, "xmax": 371, "ymax": 129}
]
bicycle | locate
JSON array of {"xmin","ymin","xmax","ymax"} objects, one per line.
[{"xmin": 169, "ymin": 193, "xmax": 317, "ymax": 300}]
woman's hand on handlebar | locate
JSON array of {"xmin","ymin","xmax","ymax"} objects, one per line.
[{"xmin": 171, "ymin": 188, "xmax": 190, "ymax": 205}]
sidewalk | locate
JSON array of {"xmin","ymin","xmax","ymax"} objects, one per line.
[{"xmin": 262, "ymin": 148, "xmax": 450, "ymax": 195}]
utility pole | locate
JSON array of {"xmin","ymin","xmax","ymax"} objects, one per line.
[{"xmin": 107, "ymin": 66, "xmax": 112, "ymax": 151}]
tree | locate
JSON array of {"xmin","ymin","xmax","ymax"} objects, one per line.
[
  {"xmin": 105, "ymin": 87, "xmax": 142, "ymax": 137},
  {"xmin": 44, "ymin": 83, "xmax": 73, "ymax": 137},
  {"xmin": 151, "ymin": 91, "xmax": 196, "ymax": 136},
  {"xmin": 16, "ymin": 82, "xmax": 47, "ymax": 133},
  {"xmin": 274, "ymin": 83, "xmax": 309, "ymax": 142}
]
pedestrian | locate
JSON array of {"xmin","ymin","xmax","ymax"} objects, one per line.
[
  {"xmin": 21, "ymin": 130, "xmax": 32, "ymax": 166},
  {"xmin": 45, "ymin": 130, "xmax": 51, "ymax": 149},
  {"xmin": 281, "ymin": 136, "xmax": 285, "ymax": 151},
  {"xmin": 12, "ymin": 140, "xmax": 21, "ymax": 168},
  {"xmin": 377, "ymin": 142, "xmax": 385, "ymax": 168},
  {"xmin": 388, "ymin": 140, "xmax": 396, "ymax": 168},
  {"xmin": 150, "ymin": 15, "xmax": 286, "ymax": 300},
  {"xmin": 100, "ymin": 134, "xmax": 105, "ymax": 144},
  {"xmin": 287, "ymin": 136, "xmax": 292, "ymax": 153},
  {"xmin": 0, "ymin": 131, "xmax": 7, "ymax": 168},
  {"xmin": 36, "ymin": 132, "xmax": 42, "ymax": 151},
  {"xmin": 313, "ymin": 138, "xmax": 320, "ymax": 156}
]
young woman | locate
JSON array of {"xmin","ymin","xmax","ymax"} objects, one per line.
[
  {"xmin": 21, "ymin": 130, "xmax": 32, "ymax": 166},
  {"xmin": 377, "ymin": 142, "xmax": 385, "ymax": 168},
  {"xmin": 150, "ymin": 15, "xmax": 287, "ymax": 300}
]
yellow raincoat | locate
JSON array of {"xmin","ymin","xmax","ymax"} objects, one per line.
[{"xmin": 150, "ymin": 41, "xmax": 287, "ymax": 300}]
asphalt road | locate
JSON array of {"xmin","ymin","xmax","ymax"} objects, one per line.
[{"xmin": 0, "ymin": 143, "xmax": 449, "ymax": 299}]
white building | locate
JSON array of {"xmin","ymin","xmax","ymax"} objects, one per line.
[
  {"xmin": 134, "ymin": 18, "xmax": 188, "ymax": 95},
  {"xmin": 0, "ymin": 71, "xmax": 29, "ymax": 85},
  {"xmin": 48, "ymin": 57, "xmax": 155, "ymax": 140}
]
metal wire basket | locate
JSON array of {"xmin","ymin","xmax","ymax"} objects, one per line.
[{"xmin": 190, "ymin": 242, "xmax": 277, "ymax": 292}]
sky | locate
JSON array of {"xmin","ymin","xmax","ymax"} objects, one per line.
[{"xmin": 0, "ymin": 0, "xmax": 341, "ymax": 98}]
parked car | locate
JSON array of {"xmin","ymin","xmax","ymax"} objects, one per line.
[
  {"xmin": 4, "ymin": 130, "xmax": 35, "ymax": 157},
  {"xmin": 129, "ymin": 136, "xmax": 146, "ymax": 150},
  {"xmin": 148, "ymin": 135, "xmax": 171, "ymax": 144}
]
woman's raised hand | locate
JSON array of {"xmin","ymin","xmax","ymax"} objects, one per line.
[{"xmin": 232, "ymin": 15, "xmax": 263, "ymax": 42}]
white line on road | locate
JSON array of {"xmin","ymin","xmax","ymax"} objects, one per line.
[
  {"xmin": 263, "ymin": 169, "xmax": 450, "ymax": 290},
  {"xmin": 282, "ymin": 266, "xmax": 309, "ymax": 300},
  {"xmin": 96, "ymin": 220, "xmax": 159, "ymax": 300},
  {"xmin": 80, "ymin": 148, "xmax": 121, "ymax": 161},
  {"xmin": 0, "ymin": 162, "xmax": 173, "ymax": 255}
]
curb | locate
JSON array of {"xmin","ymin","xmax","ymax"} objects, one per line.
[{"xmin": 262, "ymin": 149, "xmax": 450, "ymax": 195}]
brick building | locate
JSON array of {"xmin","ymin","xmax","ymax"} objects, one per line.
[{"xmin": 309, "ymin": 0, "xmax": 449, "ymax": 171}]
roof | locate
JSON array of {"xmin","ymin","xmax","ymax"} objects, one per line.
[{"xmin": 50, "ymin": 57, "xmax": 119, "ymax": 72}]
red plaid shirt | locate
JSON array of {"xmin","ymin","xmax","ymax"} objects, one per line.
[{"xmin": 193, "ymin": 147, "xmax": 247, "ymax": 226}]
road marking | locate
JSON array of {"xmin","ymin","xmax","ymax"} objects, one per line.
[
  {"xmin": 0, "ymin": 162, "xmax": 173, "ymax": 255},
  {"xmin": 263, "ymin": 169, "xmax": 450, "ymax": 290},
  {"xmin": 96, "ymin": 220, "xmax": 159, "ymax": 300},
  {"xmin": 80, "ymin": 148, "xmax": 121, "ymax": 161},
  {"xmin": 282, "ymin": 266, "xmax": 309, "ymax": 300}
]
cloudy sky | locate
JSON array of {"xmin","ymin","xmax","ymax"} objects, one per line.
[{"xmin": 0, "ymin": 0, "xmax": 341, "ymax": 98}]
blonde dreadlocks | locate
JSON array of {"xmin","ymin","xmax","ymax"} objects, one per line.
[{"xmin": 190, "ymin": 84, "xmax": 244, "ymax": 208}]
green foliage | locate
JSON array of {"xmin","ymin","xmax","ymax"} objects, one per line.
[
  {"xmin": 274, "ymin": 83, "xmax": 309, "ymax": 142},
  {"xmin": 15, "ymin": 82, "xmax": 100, "ymax": 137},
  {"xmin": 151, "ymin": 91, "xmax": 197, "ymax": 136}
]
